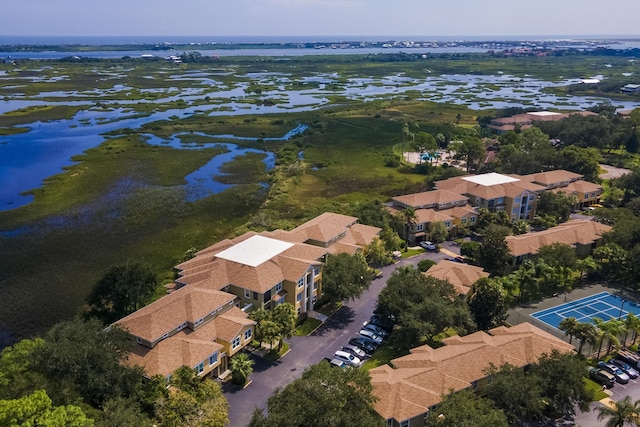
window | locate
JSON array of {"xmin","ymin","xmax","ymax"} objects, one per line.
[
  {"xmin": 232, "ymin": 336, "xmax": 241, "ymax": 349},
  {"xmin": 461, "ymin": 218, "xmax": 467, "ymax": 224},
  {"xmin": 253, "ymin": 292, "xmax": 258, "ymax": 300},
  {"xmin": 497, "ymin": 197, "xmax": 505, "ymax": 204},
  {"xmin": 416, "ymin": 223, "xmax": 424, "ymax": 232},
  {"xmin": 514, "ymin": 197, "xmax": 521, "ymax": 204},
  {"xmin": 386, "ymin": 420, "xmax": 393, "ymax": 427},
  {"xmin": 529, "ymin": 195, "xmax": 535, "ymax": 201},
  {"xmin": 209, "ymin": 352, "xmax": 218, "ymax": 366},
  {"xmin": 512, "ymin": 207, "xmax": 518, "ymax": 214},
  {"xmin": 195, "ymin": 318, "xmax": 204, "ymax": 326},
  {"xmin": 195, "ymin": 362, "xmax": 204, "ymax": 375},
  {"xmin": 245, "ymin": 289, "xmax": 250, "ymax": 298},
  {"xmin": 470, "ymin": 216, "xmax": 476, "ymax": 223},
  {"xmin": 177, "ymin": 322, "xmax": 187, "ymax": 331},
  {"xmin": 314, "ymin": 267, "xmax": 321, "ymax": 276},
  {"xmin": 244, "ymin": 328, "xmax": 252, "ymax": 340},
  {"xmin": 400, "ymin": 421, "xmax": 409, "ymax": 427},
  {"xmin": 297, "ymin": 277, "xmax": 304, "ymax": 288},
  {"xmin": 162, "ymin": 332, "xmax": 169, "ymax": 339},
  {"xmin": 297, "ymin": 292, "xmax": 302, "ymax": 302},
  {"xmin": 527, "ymin": 204, "xmax": 532, "ymax": 211},
  {"xmin": 444, "ymin": 221, "xmax": 451, "ymax": 228},
  {"xmin": 275, "ymin": 282, "xmax": 282, "ymax": 292}
]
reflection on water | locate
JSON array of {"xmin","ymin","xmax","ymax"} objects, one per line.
[{"xmin": 2, "ymin": 65, "xmax": 640, "ymax": 212}]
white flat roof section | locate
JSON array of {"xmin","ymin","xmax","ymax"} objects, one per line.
[
  {"xmin": 462, "ymin": 172, "xmax": 520, "ymax": 187},
  {"xmin": 528, "ymin": 111, "xmax": 563, "ymax": 117},
  {"xmin": 215, "ymin": 235, "xmax": 294, "ymax": 267}
]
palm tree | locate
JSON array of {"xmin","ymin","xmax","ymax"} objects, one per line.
[
  {"xmin": 573, "ymin": 322, "xmax": 598, "ymax": 356},
  {"xmin": 596, "ymin": 396, "xmax": 640, "ymax": 427},
  {"xmin": 514, "ymin": 260, "xmax": 538, "ymax": 302},
  {"xmin": 230, "ymin": 352, "xmax": 254, "ymax": 386},
  {"xmin": 624, "ymin": 312, "xmax": 640, "ymax": 346},
  {"xmin": 576, "ymin": 256, "xmax": 597, "ymax": 285},
  {"xmin": 402, "ymin": 206, "xmax": 417, "ymax": 252},
  {"xmin": 272, "ymin": 303, "xmax": 296, "ymax": 351},
  {"xmin": 594, "ymin": 317, "xmax": 625, "ymax": 357},
  {"xmin": 559, "ymin": 317, "xmax": 579, "ymax": 344}
]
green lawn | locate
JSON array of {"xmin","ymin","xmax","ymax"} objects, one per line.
[
  {"xmin": 294, "ymin": 317, "xmax": 322, "ymax": 336},
  {"xmin": 361, "ymin": 342, "xmax": 406, "ymax": 371}
]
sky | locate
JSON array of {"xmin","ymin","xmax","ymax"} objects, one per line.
[{"xmin": 3, "ymin": 0, "xmax": 639, "ymax": 39}]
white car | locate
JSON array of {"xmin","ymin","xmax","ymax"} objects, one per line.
[
  {"xmin": 334, "ymin": 350, "xmax": 362, "ymax": 367},
  {"xmin": 420, "ymin": 241, "xmax": 436, "ymax": 250},
  {"xmin": 358, "ymin": 329, "xmax": 384, "ymax": 345}
]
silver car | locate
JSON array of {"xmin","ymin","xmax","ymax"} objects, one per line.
[
  {"xmin": 341, "ymin": 345, "xmax": 367, "ymax": 359},
  {"xmin": 358, "ymin": 329, "xmax": 383, "ymax": 345}
]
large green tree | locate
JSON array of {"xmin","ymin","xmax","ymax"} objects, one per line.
[
  {"xmin": 536, "ymin": 191, "xmax": 576, "ymax": 224},
  {"xmin": 450, "ymin": 138, "xmax": 485, "ymax": 172},
  {"xmin": 33, "ymin": 317, "xmax": 142, "ymax": 407},
  {"xmin": 425, "ymin": 389, "xmax": 508, "ymax": 427},
  {"xmin": 0, "ymin": 338, "xmax": 47, "ymax": 400},
  {"xmin": 477, "ymin": 224, "xmax": 511, "ymax": 276},
  {"xmin": 375, "ymin": 266, "xmax": 475, "ymax": 350},
  {"xmin": 0, "ymin": 389, "xmax": 94, "ymax": 427},
  {"xmin": 467, "ymin": 277, "xmax": 508, "ymax": 331},
  {"xmin": 87, "ymin": 261, "xmax": 159, "ymax": 324},
  {"xmin": 154, "ymin": 366, "xmax": 228, "ymax": 427},
  {"xmin": 530, "ymin": 350, "xmax": 592, "ymax": 416},
  {"xmin": 248, "ymin": 361, "xmax": 383, "ymax": 427},
  {"xmin": 481, "ymin": 363, "xmax": 545, "ymax": 424},
  {"xmin": 321, "ymin": 253, "xmax": 373, "ymax": 303}
]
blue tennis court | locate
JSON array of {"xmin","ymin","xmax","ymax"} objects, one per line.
[{"xmin": 531, "ymin": 292, "xmax": 640, "ymax": 330}]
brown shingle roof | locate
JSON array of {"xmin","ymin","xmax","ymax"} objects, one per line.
[
  {"xmin": 115, "ymin": 287, "xmax": 237, "ymax": 342},
  {"xmin": 506, "ymin": 219, "xmax": 612, "ymax": 257},
  {"xmin": 214, "ymin": 306, "xmax": 255, "ymax": 342},
  {"xmin": 435, "ymin": 175, "xmax": 545, "ymax": 200},
  {"xmin": 290, "ymin": 212, "xmax": 357, "ymax": 244},
  {"xmin": 391, "ymin": 190, "xmax": 468, "ymax": 209},
  {"xmin": 423, "ymin": 260, "xmax": 489, "ymax": 295},
  {"xmin": 521, "ymin": 170, "xmax": 583, "ymax": 187},
  {"xmin": 370, "ymin": 323, "xmax": 574, "ymax": 423},
  {"xmin": 127, "ymin": 336, "xmax": 224, "ymax": 378}
]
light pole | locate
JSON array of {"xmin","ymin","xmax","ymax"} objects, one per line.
[{"xmin": 618, "ymin": 300, "xmax": 626, "ymax": 321}]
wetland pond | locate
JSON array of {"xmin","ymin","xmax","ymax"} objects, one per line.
[{"xmin": 1, "ymin": 66, "xmax": 640, "ymax": 212}]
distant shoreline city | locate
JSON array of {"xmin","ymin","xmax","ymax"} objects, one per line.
[{"xmin": 0, "ymin": 34, "xmax": 639, "ymax": 46}]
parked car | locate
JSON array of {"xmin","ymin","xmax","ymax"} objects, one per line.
[
  {"xmin": 367, "ymin": 314, "xmax": 394, "ymax": 332},
  {"xmin": 362, "ymin": 323, "xmax": 389, "ymax": 338},
  {"xmin": 341, "ymin": 345, "xmax": 367, "ymax": 360},
  {"xmin": 349, "ymin": 337, "xmax": 378, "ymax": 354},
  {"xmin": 358, "ymin": 329, "xmax": 384, "ymax": 345},
  {"xmin": 420, "ymin": 241, "xmax": 437, "ymax": 251},
  {"xmin": 598, "ymin": 361, "xmax": 630, "ymax": 384},
  {"xmin": 588, "ymin": 367, "xmax": 615, "ymax": 388},
  {"xmin": 616, "ymin": 349, "xmax": 640, "ymax": 368},
  {"xmin": 612, "ymin": 358, "xmax": 640, "ymax": 379},
  {"xmin": 328, "ymin": 358, "xmax": 349, "ymax": 369},
  {"xmin": 334, "ymin": 350, "xmax": 362, "ymax": 367}
]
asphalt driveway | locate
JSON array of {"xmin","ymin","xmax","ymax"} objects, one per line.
[{"xmin": 224, "ymin": 246, "xmax": 456, "ymax": 426}]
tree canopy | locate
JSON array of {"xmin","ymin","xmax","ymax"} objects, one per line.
[
  {"xmin": 248, "ymin": 361, "xmax": 383, "ymax": 427},
  {"xmin": 87, "ymin": 261, "xmax": 159, "ymax": 324},
  {"xmin": 375, "ymin": 266, "xmax": 475, "ymax": 350},
  {"xmin": 467, "ymin": 277, "xmax": 508, "ymax": 330},
  {"xmin": 425, "ymin": 389, "xmax": 508, "ymax": 427},
  {"xmin": 321, "ymin": 253, "xmax": 373, "ymax": 302}
]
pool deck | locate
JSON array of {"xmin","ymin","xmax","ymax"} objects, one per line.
[{"xmin": 507, "ymin": 282, "xmax": 640, "ymax": 353}]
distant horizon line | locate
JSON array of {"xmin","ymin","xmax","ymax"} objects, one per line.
[{"xmin": 1, "ymin": 34, "xmax": 640, "ymax": 42}]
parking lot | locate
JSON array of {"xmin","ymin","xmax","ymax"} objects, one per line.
[
  {"xmin": 225, "ymin": 243, "xmax": 460, "ymax": 426},
  {"xmin": 574, "ymin": 361, "xmax": 640, "ymax": 426}
]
